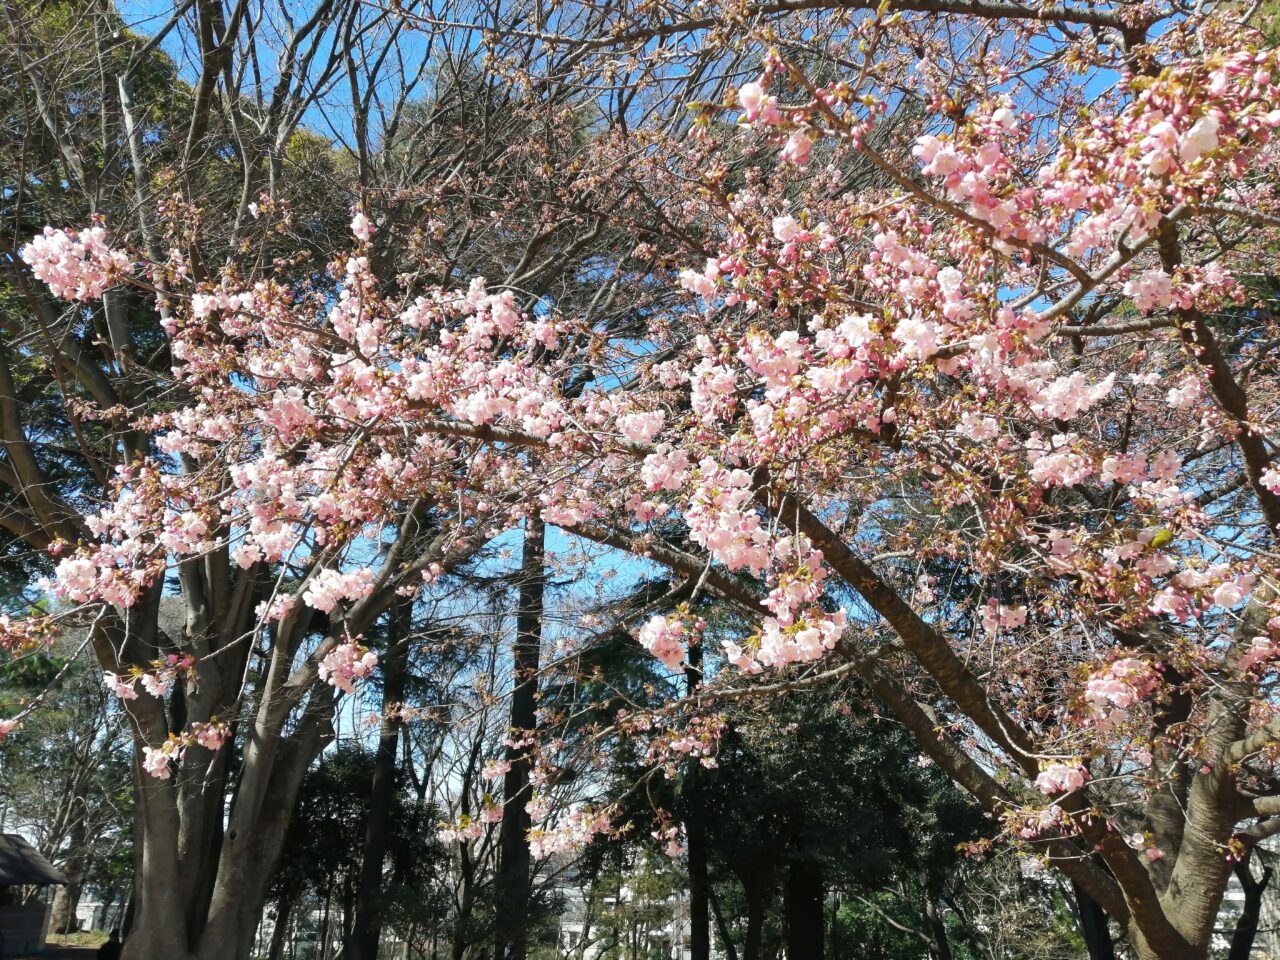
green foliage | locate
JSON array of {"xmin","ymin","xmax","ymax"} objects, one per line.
[
  {"xmin": 0, "ymin": 645, "xmax": 132, "ymax": 904},
  {"xmin": 273, "ymin": 745, "xmax": 448, "ymax": 935},
  {"xmin": 831, "ymin": 893, "xmax": 944, "ymax": 960},
  {"xmin": 679, "ymin": 681, "xmax": 988, "ymax": 956},
  {"xmin": 531, "ymin": 850, "xmax": 685, "ymax": 960},
  {"xmin": 692, "ymin": 683, "xmax": 985, "ymax": 880}
]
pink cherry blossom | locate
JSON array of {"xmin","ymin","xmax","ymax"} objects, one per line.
[
  {"xmin": 193, "ymin": 722, "xmax": 229, "ymax": 751},
  {"xmin": 528, "ymin": 805, "xmax": 613, "ymax": 859},
  {"xmin": 1180, "ymin": 113, "xmax": 1220, "ymax": 162},
  {"xmin": 140, "ymin": 673, "xmax": 172, "ymax": 698},
  {"xmin": 302, "ymin": 568, "xmax": 375, "ymax": 613},
  {"xmin": 483, "ymin": 758, "xmax": 512, "ymax": 780},
  {"xmin": 1123, "ymin": 269, "xmax": 1174, "ymax": 313},
  {"xmin": 1035, "ymin": 763, "xmax": 1088, "ymax": 796},
  {"xmin": 737, "ymin": 81, "xmax": 779, "ymax": 124},
  {"xmin": 318, "ymin": 641, "xmax": 379, "ymax": 694},
  {"xmin": 1083, "ymin": 657, "xmax": 1159, "ymax": 726},
  {"xmin": 104, "ymin": 671, "xmax": 139, "ymax": 700},
  {"xmin": 20, "ymin": 226, "xmax": 130, "ymax": 301},
  {"xmin": 351, "ymin": 211, "xmax": 375, "ymax": 242},
  {"xmin": 142, "ymin": 742, "xmax": 183, "ymax": 780},
  {"xmin": 637, "ymin": 614, "xmax": 688, "ymax": 670},
  {"xmin": 781, "ymin": 130, "xmax": 812, "ymax": 166}
]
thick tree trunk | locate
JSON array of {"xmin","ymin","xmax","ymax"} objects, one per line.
[
  {"xmin": 449, "ymin": 869, "xmax": 473, "ymax": 960},
  {"xmin": 1072, "ymin": 882, "xmax": 1116, "ymax": 960},
  {"xmin": 687, "ymin": 811, "xmax": 712, "ymax": 960},
  {"xmin": 319, "ymin": 886, "xmax": 333, "ymax": 960},
  {"xmin": 1227, "ymin": 858, "xmax": 1272, "ymax": 960},
  {"xmin": 48, "ymin": 789, "xmax": 89, "ymax": 935},
  {"xmin": 121, "ymin": 760, "xmax": 194, "ymax": 960},
  {"xmin": 923, "ymin": 890, "xmax": 953, "ymax": 960},
  {"xmin": 48, "ymin": 842, "xmax": 85, "ymax": 934},
  {"xmin": 495, "ymin": 512, "xmax": 545, "ymax": 960},
  {"xmin": 48, "ymin": 880, "xmax": 82, "ymax": 935},
  {"xmin": 783, "ymin": 859, "xmax": 824, "ymax": 960},
  {"xmin": 121, "ymin": 688, "xmax": 333, "ymax": 960},
  {"xmin": 350, "ymin": 600, "xmax": 412, "ymax": 960}
]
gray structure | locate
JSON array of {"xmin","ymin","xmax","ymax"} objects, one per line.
[{"xmin": 0, "ymin": 834, "xmax": 66, "ymax": 957}]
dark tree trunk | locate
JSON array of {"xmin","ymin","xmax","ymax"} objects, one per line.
[
  {"xmin": 686, "ymin": 806, "xmax": 712, "ymax": 960},
  {"xmin": 449, "ymin": 849, "xmax": 475, "ymax": 960},
  {"xmin": 684, "ymin": 644, "xmax": 711, "ymax": 960},
  {"xmin": 923, "ymin": 887, "xmax": 953, "ymax": 960},
  {"xmin": 709, "ymin": 884, "xmax": 740, "ymax": 960},
  {"xmin": 267, "ymin": 897, "xmax": 294, "ymax": 960},
  {"xmin": 494, "ymin": 512, "xmax": 545, "ymax": 960},
  {"xmin": 742, "ymin": 871, "xmax": 766, "ymax": 960},
  {"xmin": 1072, "ymin": 882, "xmax": 1116, "ymax": 960},
  {"xmin": 350, "ymin": 599, "xmax": 412, "ymax": 960},
  {"xmin": 784, "ymin": 859, "xmax": 824, "ymax": 960},
  {"xmin": 1227, "ymin": 858, "xmax": 1272, "ymax": 960}
]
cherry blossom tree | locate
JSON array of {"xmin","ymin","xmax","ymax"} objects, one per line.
[
  {"xmin": 1, "ymin": 2, "xmax": 686, "ymax": 957},
  {"xmin": 12, "ymin": 2, "xmax": 1280, "ymax": 959}
]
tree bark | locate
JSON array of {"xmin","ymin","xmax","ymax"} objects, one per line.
[
  {"xmin": 709, "ymin": 883, "xmax": 739, "ymax": 960},
  {"xmin": 495, "ymin": 512, "xmax": 545, "ymax": 960},
  {"xmin": 686, "ymin": 808, "xmax": 712, "ymax": 960},
  {"xmin": 350, "ymin": 599, "xmax": 412, "ymax": 960},
  {"xmin": 48, "ymin": 838, "xmax": 86, "ymax": 934},
  {"xmin": 923, "ymin": 889, "xmax": 953, "ymax": 960},
  {"xmin": 1073, "ymin": 882, "xmax": 1116, "ymax": 960},
  {"xmin": 783, "ymin": 859, "xmax": 824, "ymax": 960},
  {"xmin": 684, "ymin": 643, "xmax": 711, "ymax": 960},
  {"xmin": 267, "ymin": 897, "xmax": 294, "ymax": 960},
  {"xmin": 742, "ymin": 871, "xmax": 768, "ymax": 960}
]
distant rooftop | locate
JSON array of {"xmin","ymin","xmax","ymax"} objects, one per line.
[{"xmin": 0, "ymin": 834, "xmax": 65, "ymax": 886}]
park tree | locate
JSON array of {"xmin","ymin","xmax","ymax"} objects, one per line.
[
  {"xmin": 266, "ymin": 744, "xmax": 447, "ymax": 960},
  {"xmin": 0, "ymin": 1, "xmax": 677, "ymax": 957},
  {"xmin": 0, "ymin": 648, "xmax": 132, "ymax": 934},
  {"xmin": 12, "ymin": 3, "xmax": 1280, "ymax": 960},
  {"xmin": 683, "ymin": 683, "xmax": 986, "ymax": 960}
]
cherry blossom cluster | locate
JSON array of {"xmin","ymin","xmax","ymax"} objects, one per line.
[
  {"xmin": 301, "ymin": 568, "xmax": 375, "ymax": 614},
  {"xmin": 16, "ymin": 13, "xmax": 1280, "ymax": 896},
  {"xmin": 318, "ymin": 641, "xmax": 378, "ymax": 695},
  {"xmin": 1238, "ymin": 630, "xmax": 1280, "ymax": 674},
  {"xmin": 140, "ymin": 721, "xmax": 230, "ymax": 780},
  {"xmin": 19, "ymin": 226, "xmax": 131, "ymax": 301},
  {"xmin": 641, "ymin": 714, "xmax": 727, "ymax": 779},
  {"xmin": 1124, "ymin": 830, "xmax": 1167, "ymax": 863},
  {"xmin": 650, "ymin": 811, "xmax": 687, "ymax": 857},
  {"xmin": 636, "ymin": 614, "xmax": 692, "ymax": 671},
  {"xmin": 1081, "ymin": 657, "xmax": 1161, "ymax": 727},
  {"xmin": 0, "ymin": 615, "xmax": 57, "ymax": 654},
  {"xmin": 479, "ymin": 796, "xmax": 504, "ymax": 824},
  {"xmin": 482, "ymin": 758, "xmax": 512, "ymax": 780},
  {"xmin": 1010, "ymin": 803, "xmax": 1069, "ymax": 840},
  {"xmin": 104, "ymin": 653, "xmax": 196, "ymax": 701},
  {"xmin": 979, "ymin": 601, "xmax": 1028, "ymax": 635},
  {"xmin": 1034, "ymin": 762, "xmax": 1089, "ymax": 796},
  {"xmin": 436, "ymin": 815, "xmax": 485, "ymax": 844},
  {"xmin": 527, "ymin": 804, "xmax": 614, "ymax": 859}
]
